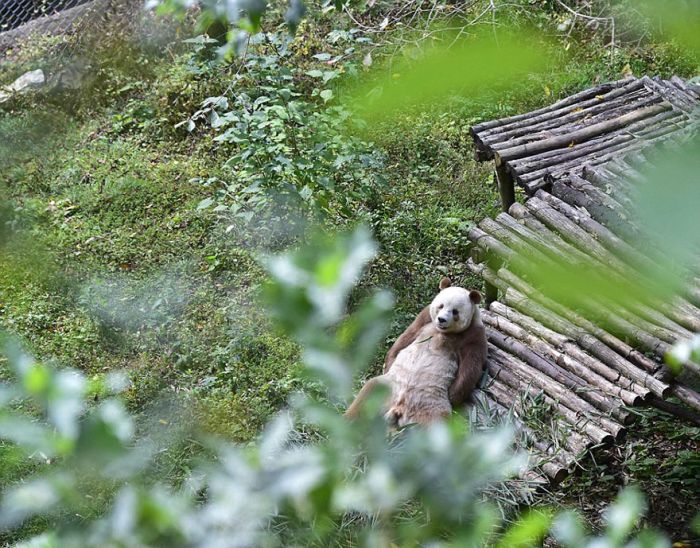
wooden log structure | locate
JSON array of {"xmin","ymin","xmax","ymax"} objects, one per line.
[
  {"xmin": 471, "ymin": 75, "xmax": 699, "ymax": 196},
  {"xmin": 464, "ymin": 75, "xmax": 700, "ymax": 486}
]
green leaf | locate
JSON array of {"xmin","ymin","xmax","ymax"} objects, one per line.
[
  {"xmin": 197, "ymin": 198, "xmax": 214, "ymax": 210},
  {"xmin": 320, "ymin": 89, "xmax": 333, "ymax": 103},
  {"xmin": 497, "ymin": 509, "xmax": 553, "ymax": 547}
]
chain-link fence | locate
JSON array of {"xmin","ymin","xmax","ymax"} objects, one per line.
[
  {"xmin": 0, "ymin": 0, "xmax": 146, "ymax": 56},
  {"xmin": 1, "ymin": 0, "xmax": 94, "ymax": 33}
]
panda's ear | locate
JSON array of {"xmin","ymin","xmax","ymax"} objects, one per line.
[
  {"xmin": 439, "ymin": 277, "xmax": 452, "ymax": 290},
  {"xmin": 469, "ymin": 290, "xmax": 482, "ymax": 304}
]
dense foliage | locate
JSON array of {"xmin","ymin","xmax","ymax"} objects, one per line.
[{"xmin": 0, "ymin": 0, "xmax": 698, "ymax": 545}]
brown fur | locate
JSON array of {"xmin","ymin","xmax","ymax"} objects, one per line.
[
  {"xmin": 345, "ymin": 278, "xmax": 488, "ymax": 423},
  {"xmin": 384, "ymin": 278, "xmax": 487, "ymax": 407}
]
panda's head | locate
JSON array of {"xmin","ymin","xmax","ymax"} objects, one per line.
[{"xmin": 429, "ymin": 277, "xmax": 482, "ymax": 333}]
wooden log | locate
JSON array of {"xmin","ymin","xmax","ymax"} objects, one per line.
[
  {"xmin": 561, "ymin": 175, "xmax": 631, "ymax": 221},
  {"xmin": 667, "ymin": 384, "xmax": 700, "ymax": 413},
  {"xmin": 567, "ymin": 173, "xmax": 631, "ymax": 214},
  {"xmin": 550, "ymin": 181, "xmax": 632, "ymax": 237},
  {"xmin": 493, "ymin": 266, "xmax": 666, "ymax": 377},
  {"xmin": 495, "ymin": 103, "xmax": 671, "ymax": 162},
  {"xmin": 487, "ymin": 89, "xmax": 659, "ymax": 149},
  {"xmin": 470, "ymin": 77, "xmax": 636, "ymax": 135},
  {"xmin": 466, "ymin": 259, "xmax": 670, "ymax": 398},
  {"xmin": 533, "ymin": 191, "xmax": 700, "ymax": 332},
  {"xmin": 480, "ymin": 218, "xmax": 556, "ymax": 269},
  {"xmin": 484, "ymin": 388, "xmax": 575, "ymax": 482},
  {"xmin": 484, "ymin": 390, "xmax": 576, "ymax": 464},
  {"xmin": 468, "ymin": 226, "xmax": 520, "ymax": 268},
  {"xmin": 507, "ymin": 107, "xmax": 677, "ymax": 174},
  {"xmin": 488, "ymin": 354, "xmax": 596, "ymax": 454},
  {"xmin": 498, "ymin": 211, "xmax": 685, "ymax": 346},
  {"xmin": 472, "ymin": 230, "xmax": 662, "ymax": 361},
  {"xmin": 605, "ymin": 158, "xmax": 646, "ymax": 182},
  {"xmin": 614, "ymin": 305, "xmax": 681, "ymax": 345},
  {"xmin": 515, "ymin": 123, "xmax": 658, "ymax": 185},
  {"xmin": 523, "ymin": 196, "xmax": 634, "ymax": 267},
  {"xmin": 482, "ymin": 78, "xmax": 646, "ymax": 143},
  {"xmin": 670, "ymin": 75, "xmax": 700, "ymax": 100},
  {"xmin": 487, "ymin": 327, "xmax": 633, "ymax": 425},
  {"xmin": 580, "ymin": 119, "xmax": 692, "ymax": 175},
  {"xmin": 533, "ymin": 189, "xmax": 644, "ymax": 271},
  {"xmin": 499, "ymin": 208, "xmax": 591, "ymax": 267},
  {"xmin": 582, "ymin": 163, "xmax": 636, "ymax": 200},
  {"xmin": 483, "ymin": 310, "xmax": 642, "ymax": 407},
  {"xmin": 522, "ymin": 118, "xmax": 690, "ymax": 190},
  {"xmin": 479, "ymin": 217, "xmax": 658, "ymax": 348},
  {"xmin": 559, "ymin": 171, "xmax": 629, "ymax": 211},
  {"xmin": 624, "ymin": 151, "xmax": 650, "ymax": 168},
  {"xmin": 489, "ymin": 345, "xmax": 626, "ymax": 440},
  {"xmin": 641, "ymin": 75, "xmax": 697, "ymax": 112},
  {"xmin": 646, "ymin": 394, "xmax": 700, "ymax": 427},
  {"xmin": 523, "ymin": 198, "xmax": 693, "ymax": 330},
  {"xmin": 488, "ymin": 301, "xmax": 649, "ymax": 398},
  {"xmin": 489, "ymin": 349, "xmax": 618, "ymax": 445},
  {"xmin": 495, "ymin": 165, "xmax": 516, "ymax": 212},
  {"xmin": 666, "ymin": 77, "xmax": 700, "ymax": 104}
]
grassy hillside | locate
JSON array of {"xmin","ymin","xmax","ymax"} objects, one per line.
[{"xmin": 1, "ymin": 0, "xmax": 698, "ymax": 542}]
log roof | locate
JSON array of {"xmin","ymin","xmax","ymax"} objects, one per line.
[{"xmin": 468, "ymin": 76, "xmax": 700, "ymax": 486}]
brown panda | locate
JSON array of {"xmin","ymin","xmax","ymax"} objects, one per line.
[{"xmin": 345, "ymin": 278, "xmax": 488, "ymax": 426}]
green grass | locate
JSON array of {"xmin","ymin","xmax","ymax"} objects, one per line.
[{"xmin": 1, "ymin": 3, "xmax": 698, "ymax": 542}]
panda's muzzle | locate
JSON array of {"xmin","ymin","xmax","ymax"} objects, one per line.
[{"xmin": 437, "ymin": 315, "xmax": 451, "ymax": 329}]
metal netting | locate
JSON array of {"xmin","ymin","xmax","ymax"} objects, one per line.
[
  {"xmin": 0, "ymin": 0, "xmax": 94, "ymax": 33},
  {"xmin": 0, "ymin": 0, "xmax": 146, "ymax": 58}
]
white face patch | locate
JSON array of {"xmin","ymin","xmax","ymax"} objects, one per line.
[{"xmin": 429, "ymin": 287, "xmax": 475, "ymax": 333}]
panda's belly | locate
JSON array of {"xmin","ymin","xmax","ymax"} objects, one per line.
[{"xmin": 387, "ymin": 332, "xmax": 458, "ymax": 406}]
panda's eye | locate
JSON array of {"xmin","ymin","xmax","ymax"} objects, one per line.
[
  {"xmin": 452, "ymin": 309, "xmax": 459, "ymax": 316},
  {"xmin": 438, "ymin": 304, "xmax": 444, "ymax": 310}
]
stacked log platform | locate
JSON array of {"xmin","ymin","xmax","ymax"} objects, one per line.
[
  {"xmin": 471, "ymin": 75, "xmax": 699, "ymax": 196},
  {"xmin": 466, "ymin": 75, "xmax": 700, "ymax": 485}
]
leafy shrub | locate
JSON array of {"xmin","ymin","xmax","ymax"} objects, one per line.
[
  {"xmin": 0, "ymin": 227, "xmax": 673, "ymax": 546},
  {"xmin": 180, "ymin": 32, "xmax": 386, "ymax": 219}
]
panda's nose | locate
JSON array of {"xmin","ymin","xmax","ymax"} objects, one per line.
[{"xmin": 438, "ymin": 316, "xmax": 447, "ymax": 324}]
